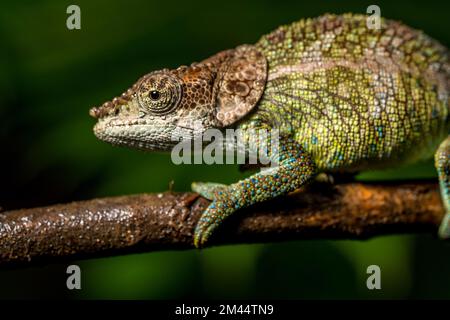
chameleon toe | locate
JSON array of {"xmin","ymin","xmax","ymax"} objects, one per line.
[
  {"xmin": 191, "ymin": 182, "xmax": 229, "ymax": 201},
  {"xmin": 193, "ymin": 216, "xmax": 213, "ymax": 248}
]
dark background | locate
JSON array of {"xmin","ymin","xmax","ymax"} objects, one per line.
[{"xmin": 0, "ymin": 0, "xmax": 449, "ymax": 299}]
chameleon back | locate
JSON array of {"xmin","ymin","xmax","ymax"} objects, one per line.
[{"xmin": 251, "ymin": 13, "xmax": 449, "ymax": 172}]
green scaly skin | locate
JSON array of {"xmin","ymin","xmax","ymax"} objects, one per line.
[{"xmin": 90, "ymin": 14, "xmax": 449, "ymax": 248}]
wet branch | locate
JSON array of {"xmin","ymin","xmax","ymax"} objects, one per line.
[{"xmin": 0, "ymin": 181, "xmax": 444, "ymax": 267}]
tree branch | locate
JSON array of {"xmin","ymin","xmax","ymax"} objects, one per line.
[{"xmin": 0, "ymin": 181, "xmax": 444, "ymax": 267}]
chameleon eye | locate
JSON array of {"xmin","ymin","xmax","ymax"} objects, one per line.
[
  {"xmin": 149, "ymin": 90, "xmax": 160, "ymax": 100},
  {"xmin": 137, "ymin": 72, "xmax": 183, "ymax": 115}
]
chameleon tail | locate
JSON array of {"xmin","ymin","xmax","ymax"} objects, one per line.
[{"xmin": 435, "ymin": 135, "xmax": 450, "ymax": 239}]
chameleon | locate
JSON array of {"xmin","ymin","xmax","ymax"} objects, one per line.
[{"xmin": 89, "ymin": 14, "xmax": 449, "ymax": 248}]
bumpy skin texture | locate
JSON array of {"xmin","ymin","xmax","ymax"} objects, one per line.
[
  {"xmin": 90, "ymin": 14, "xmax": 450, "ymax": 247},
  {"xmin": 254, "ymin": 14, "xmax": 448, "ymax": 171}
]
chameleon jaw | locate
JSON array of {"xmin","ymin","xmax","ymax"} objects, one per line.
[{"xmin": 93, "ymin": 118, "xmax": 177, "ymax": 151}]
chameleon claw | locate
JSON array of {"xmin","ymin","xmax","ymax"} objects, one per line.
[
  {"xmin": 193, "ymin": 223, "xmax": 206, "ymax": 248},
  {"xmin": 193, "ymin": 212, "xmax": 216, "ymax": 248},
  {"xmin": 192, "ymin": 182, "xmax": 234, "ymax": 248},
  {"xmin": 193, "ymin": 197, "xmax": 232, "ymax": 248}
]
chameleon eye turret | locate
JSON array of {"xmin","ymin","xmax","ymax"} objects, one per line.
[
  {"xmin": 136, "ymin": 71, "xmax": 183, "ymax": 115},
  {"xmin": 91, "ymin": 14, "xmax": 449, "ymax": 247}
]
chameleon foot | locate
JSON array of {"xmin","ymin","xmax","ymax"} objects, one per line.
[
  {"xmin": 191, "ymin": 182, "xmax": 229, "ymax": 201},
  {"xmin": 193, "ymin": 138, "xmax": 316, "ymax": 248},
  {"xmin": 192, "ymin": 181, "xmax": 236, "ymax": 247},
  {"xmin": 314, "ymin": 172, "xmax": 335, "ymax": 185},
  {"xmin": 193, "ymin": 186, "xmax": 235, "ymax": 248}
]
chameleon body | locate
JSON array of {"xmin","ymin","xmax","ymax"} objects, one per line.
[{"xmin": 90, "ymin": 14, "xmax": 450, "ymax": 247}]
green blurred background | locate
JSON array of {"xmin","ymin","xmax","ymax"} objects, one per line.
[{"xmin": 0, "ymin": 0, "xmax": 449, "ymax": 299}]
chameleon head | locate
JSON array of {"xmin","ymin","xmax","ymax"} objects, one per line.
[{"xmin": 89, "ymin": 45, "xmax": 267, "ymax": 151}]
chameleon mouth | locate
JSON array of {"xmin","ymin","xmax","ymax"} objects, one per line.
[{"xmin": 93, "ymin": 118, "xmax": 179, "ymax": 151}]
